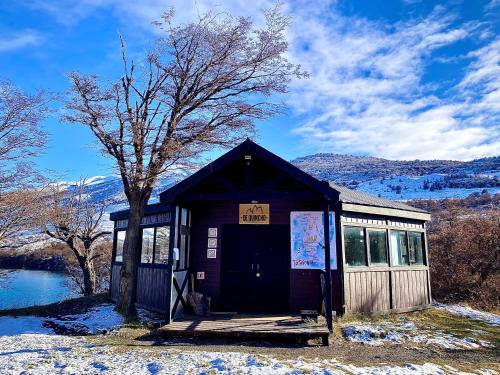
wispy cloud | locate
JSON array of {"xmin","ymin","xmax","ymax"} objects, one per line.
[
  {"xmin": 21, "ymin": 0, "xmax": 500, "ymax": 160},
  {"xmin": 286, "ymin": 2, "xmax": 499, "ymax": 160},
  {"xmin": 0, "ymin": 29, "xmax": 44, "ymax": 52}
]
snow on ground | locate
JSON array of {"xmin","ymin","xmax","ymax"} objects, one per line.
[
  {"xmin": 434, "ymin": 303, "xmax": 500, "ymax": 327},
  {"xmin": 46, "ymin": 304, "xmax": 125, "ymax": 334},
  {"xmin": 0, "ymin": 304, "xmax": 162, "ymax": 337},
  {"xmin": 0, "ymin": 333, "xmax": 497, "ymax": 375},
  {"xmin": 0, "ymin": 304, "xmax": 498, "ymax": 374},
  {"xmin": 341, "ymin": 318, "xmax": 495, "ymax": 350}
]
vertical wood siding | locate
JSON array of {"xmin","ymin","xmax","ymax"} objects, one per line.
[
  {"xmin": 344, "ymin": 271, "xmax": 391, "ymax": 312},
  {"xmin": 110, "ymin": 264, "xmax": 121, "ymax": 302},
  {"xmin": 136, "ymin": 266, "xmax": 171, "ymax": 311},
  {"xmin": 345, "ymin": 269, "xmax": 429, "ymax": 313},
  {"xmin": 392, "ymin": 269, "xmax": 429, "ymax": 309}
]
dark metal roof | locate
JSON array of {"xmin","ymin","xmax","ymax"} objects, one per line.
[
  {"xmin": 109, "ymin": 202, "xmax": 171, "ymax": 221},
  {"xmin": 110, "ymin": 140, "xmax": 429, "ymax": 220},
  {"xmin": 329, "ymin": 183, "xmax": 428, "ymax": 214}
]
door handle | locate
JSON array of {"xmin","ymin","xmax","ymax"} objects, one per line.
[
  {"xmin": 256, "ymin": 264, "xmax": 260, "ymax": 271},
  {"xmin": 251, "ymin": 264, "xmax": 254, "ymax": 270}
]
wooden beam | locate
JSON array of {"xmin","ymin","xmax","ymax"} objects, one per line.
[
  {"xmin": 213, "ymin": 175, "xmax": 238, "ymax": 193},
  {"xmin": 323, "ymin": 201, "xmax": 333, "ymax": 333},
  {"xmin": 171, "ymin": 273, "xmax": 189, "ymax": 318},
  {"xmin": 178, "ymin": 191, "xmax": 321, "ymax": 202}
]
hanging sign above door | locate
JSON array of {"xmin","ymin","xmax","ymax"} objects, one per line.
[{"xmin": 239, "ymin": 204, "xmax": 270, "ymax": 224}]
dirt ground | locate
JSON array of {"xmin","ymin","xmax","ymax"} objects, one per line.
[
  {"xmin": 89, "ymin": 321, "xmax": 499, "ymax": 373},
  {"xmin": 3, "ymin": 295, "xmax": 498, "ymax": 373}
]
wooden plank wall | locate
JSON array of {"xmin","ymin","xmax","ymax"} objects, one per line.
[
  {"xmin": 136, "ymin": 266, "xmax": 170, "ymax": 311},
  {"xmin": 110, "ymin": 264, "xmax": 121, "ymax": 302},
  {"xmin": 344, "ymin": 271, "xmax": 390, "ymax": 312},
  {"xmin": 392, "ymin": 269, "xmax": 429, "ymax": 309},
  {"xmin": 189, "ymin": 199, "xmax": 344, "ymax": 313},
  {"xmin": 345, "ymin": 269, "xmax": 429, "ymax": 313}
]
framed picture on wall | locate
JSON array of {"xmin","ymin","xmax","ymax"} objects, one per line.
[
  {"xmin": 208, "ymin": 227, "xmax": 217, "ymax": 238},
  {"xmin": 207, "ymin": 248, "xmax": 216, "ymax": 259},
  {"xmin": 208, "ymin": 238, "xmax": 217, "ymax": 248}
]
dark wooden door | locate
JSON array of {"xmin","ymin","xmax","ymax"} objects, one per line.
[{"xmin": 221, "ymin": 224, "xmax": 290, "ymax": 313}]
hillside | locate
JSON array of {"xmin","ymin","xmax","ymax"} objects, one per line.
[
  {"xmin": 292, "ymin": 154, "xmax": 500, "ymax": 201},
  {"xmin": 60, "ymin": 154, "xmax": 500, "ymax": 219}
]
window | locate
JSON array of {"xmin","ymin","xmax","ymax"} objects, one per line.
[
  {"xmin": 408, "ymin": 231, "xmax": 424, "ymax": 265},
  {"xmin": 154, "ymin": 227, "xmax": 170, "ymax": 264},
  {"xmin": 344, "ymin": 226, "xmax": 367, "ymax": 266},
  {"xmin": 115, "ymin": 231, "xmax": 125, "ymax": 262},
  {"xmin": 141, "ymin": 228, "xmax": 155, "ymax": 264},
  {"xmin": 178, "ymin": 208, "xmax": 189, "ymax": 269},
  {"xmin": 390, "ymin": 231, "xmax": 408, "ymax": 266},
  {"xmin": 368, "ymin": 230, "xmax": 388, "ymax": 265}
]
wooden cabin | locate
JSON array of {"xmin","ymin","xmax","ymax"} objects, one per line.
[{"xmin": 109, "ymin": 140, "xmax": 431, "ymax": 324}]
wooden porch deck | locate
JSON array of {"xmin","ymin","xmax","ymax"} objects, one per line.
[{"xmin": 159, "ymin": 314, "xmax": 330, "ymax": 345}]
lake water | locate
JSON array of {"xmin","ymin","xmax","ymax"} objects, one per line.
[{"xmin": 0, "ymin": 269, "xmax": 77, "ymax": 310}]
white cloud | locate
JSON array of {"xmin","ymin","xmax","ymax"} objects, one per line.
[
  {"xmin": 0, "ymin": 29, "xmax": 44, "ymax": 52},
  {"xmin": 286, "ymin": 3, "xmax": 499, "ymax": 160},
  {"xmin": 23, "ymin": 0, "xmax": 500, "ymax": 160}
]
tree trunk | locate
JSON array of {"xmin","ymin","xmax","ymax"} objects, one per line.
[
  {"xmin": 81, "ymin": 258, "xmax": 97, "ymax": 296},
  {"xmin": 116, "ymin": 199, "xmax": 145, "ymax": 318}
]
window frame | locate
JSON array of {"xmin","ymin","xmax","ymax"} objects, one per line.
[
  {"xmin": 154, "ymin": 226, "xmax": 171, "ymax": 265},
  {"xmin": 113, "ymin": 229, "xmax": 126, "ymax": 263},
  {"xmin": 343, "ymin": 225, "xmax": 368, "ymax": 267},
  {"xmin": 137, "ymin": 224, "xmax": 172, "ymax": 268},
  {"xmin": 140, "ymin": 227, "xmax": 156, "ymax": 265},
  {"xmin": 407, "ymin": 231, "xmax": 426, "ymax": 265},
  {"xmin": 341, "ymin": 220, "xmax": 428, "ymax": 270},
  {"xmin": 366, "ymin": 228, "xmax": 389, "ymax": 266},
  {"xmin": 389, "ymin": 229, "xmax": 409, "ymax": 267}
]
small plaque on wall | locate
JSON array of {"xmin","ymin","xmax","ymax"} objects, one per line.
[
  {"xmin": 208, "ymin": 238, "xmax": 217, "ymax": 248},
  {"xmin": 208, "ymin": 227, "xmax": 217, "ymax": 237},
  {"xmin": 239, "ymin": 203, "xmax": 270, "ymax": 224},
  {"xmin": 197, "ymin": 272, "xmax": 205, "ymax": 280},
  {"xmin": 207, "ymin": 248, "xmax": 216, "ymax": 259}
]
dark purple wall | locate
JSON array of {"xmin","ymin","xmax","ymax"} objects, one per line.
[{"xmin": 189, "ymin": 199, "xmax": 343, "ymax": 313}]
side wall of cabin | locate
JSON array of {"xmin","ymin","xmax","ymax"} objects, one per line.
[{"xmin": 340, "ymin": 210, "xmax": 431, "ymax": 313}]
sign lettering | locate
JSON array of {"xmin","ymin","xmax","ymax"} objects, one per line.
[{"xmin": 239, "ymin": 204, "xmax": 270, "ymax": 225}]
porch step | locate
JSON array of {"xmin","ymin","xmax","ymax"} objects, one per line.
[{"xmin": 158, "ymin": 315, "xmax": 330, "ymax": 345}]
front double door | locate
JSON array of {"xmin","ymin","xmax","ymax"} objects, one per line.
[{"xmin": 220, "ymin": 224, "xmax": 290, "ymax": 313}]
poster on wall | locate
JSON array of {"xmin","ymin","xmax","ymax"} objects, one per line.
[{"xmin": 290, "ymin": 211, "xmax": 337, "ymax": 270}]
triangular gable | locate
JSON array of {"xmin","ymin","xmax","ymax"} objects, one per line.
[{"xmin": 159, "ymin": 139, "xmax": 339, "ymax": 202}]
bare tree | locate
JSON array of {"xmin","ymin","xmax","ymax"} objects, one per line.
[
  {"xmin": 0, "ymin": 189, "xmax": 44, "ymax": 248},
  {"xmin": 43, "ymin": 180, "xmax": 112, "ymax": 295},
  {"xmin": 0, "ymin": 80, "xmax": 48, "ymax": 248},
  {"xmin": 64, "ymin": 6, "xmax": 306, "ymax": 316}
]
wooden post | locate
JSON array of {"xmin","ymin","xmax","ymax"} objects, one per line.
[{"xmin": 323, "ymin": 201, "xmax": 333, "ymax": 334}]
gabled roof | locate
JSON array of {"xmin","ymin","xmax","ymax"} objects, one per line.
[
  {"xmin": 330, "ymin": 183, "xmax": 428, "ymax": 214},
  {"xmin": 113, "ymin": 139, "xmax": 430, "ymax": 221},
  {"xmin": 159, "ymin": 139, "xmax": 339, "ymax": 202}
]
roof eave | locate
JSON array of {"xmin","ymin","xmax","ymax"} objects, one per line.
[{"xmin": 341, "ymin": 202, "xmax": 431, "ymax": 221}]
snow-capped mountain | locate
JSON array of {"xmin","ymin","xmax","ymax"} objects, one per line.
[{"xmin": 74, "ymin": 154, "xmax": 499, "ymax": 223}]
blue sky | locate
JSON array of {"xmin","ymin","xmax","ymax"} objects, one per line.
[{"xmin": 0, "ymin": 0, "xmax": 498, "ymax": 180}]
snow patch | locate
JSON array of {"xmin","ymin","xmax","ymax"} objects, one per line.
[
  {"xmin": 434, "ymin": 303, "xmax": 500, "ymax": 327},
  {"xmin": 46, "ymin": 304, "xmax": 124, "ymax": 335},
  {"xmin": 0, "ymin": 334, "xmax": 497, "ymax": 374},
  {"xmin": 342, "ymin": 317, "xmax": 494, "ymax": 350}
]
